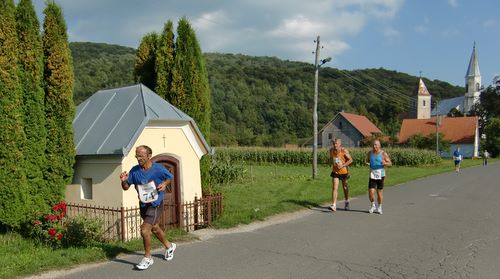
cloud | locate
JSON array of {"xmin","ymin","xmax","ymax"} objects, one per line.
[
  {"xmin": 193, "ymin": 10, "xmax": 230, "ymax": 32},
  {"xmin": 384, "ymin": 26, "xmax": 400, "ymax": 38},
  {"xmin": 415, "ymin": 25, "xmax": 426, "ymax": 33},
  {"xmin": 415, "ymin": 17, "xmax": 430, "ymax": 33},
  {"xmin": 483, "ymin": 19, "xmax": 496, "ymax": 28},
  {"xmin": 442, "ymin": 27, "xmax": 460, "ymax": 37},
  {"xmin": 269, "ymin": 15, "xmax": 325, "ymax": 38},
  {"xmin": 31, "ymin": 0, "xmax": 404, "ymax": 63},
  {"xmin": 322, "ymin": 39, "xmax": 351, "ymax": 56},
  {"xmin": 331, "ymin": 0, "xmax": 403, "ymax": 19},
  {"xmin": 447, "ymin": 0, "xmax": 458, "ymax": 8}
]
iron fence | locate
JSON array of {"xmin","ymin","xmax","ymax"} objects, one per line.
[{"xmin": 66, "ymin": 193, "xmax": 223, "ymax": 242}]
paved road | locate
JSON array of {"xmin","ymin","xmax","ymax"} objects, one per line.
[{"xmin": 36, "ymin": 164, "xmax": 500, "ymax": 279}]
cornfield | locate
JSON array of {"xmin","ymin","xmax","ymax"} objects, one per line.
[{"xmin": 212, "ymin": 146, "xmax": 441, "ymax": 167}]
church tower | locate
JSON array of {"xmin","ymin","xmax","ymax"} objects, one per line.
[
  {"xmin": 417, "ymin": 78, "xmax": 431, "ymax": 119},
  {"xmin": 464, "ymin": 43, "xmax": 481, "ymax": 114}
]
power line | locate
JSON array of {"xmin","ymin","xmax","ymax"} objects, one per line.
[
  {"xmin": 355, "ymin": 71, "xmax": 415, "ymax": 103},
  {"xmin": 338, "ymin": 70, "xmax": 413, "ymax": 107},
  {"xmin": 323, "ymin": 69, "xmax": 415, "ymax": 110}
]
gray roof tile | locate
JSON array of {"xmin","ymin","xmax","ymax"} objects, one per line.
[{"xmin": 73, "ymin": 84, "xmax": 209, "ymax": 156}]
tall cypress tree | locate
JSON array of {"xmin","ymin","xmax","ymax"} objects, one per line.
[
  {"xmin": 188, "ymin": 26, "xmax": 211, "ymax": 140},
  {"xmin": 16, "ymin": 0, "xmax": 48, "ymax": 212},
  {"xmin": 155, "ymin": 20, "xmax": 175, "ymax": 100},
  {"xmin": 171, "ymin": 17, "xmax": 211, "ymax": 138},
  {"xmin": 172, "ymin": 17, "xmax": 212, "ymax": 189},
  {"xmin": 171, "ymin": 18, "xmax": 194, "ymax": 113},
  {"xmin": 135, "ymin": 18, "xmax": 212, "ymax": 190},
  {"xmin": 0, "ymin": 0, "xmax": 29, "ymax": 229},
  {"xmin": 42, "ymin": 1, "xmax": 75, "ymax": 203},
  {"xmin": 134, "ymin": 32, "xmax": 158, "ymax": 90}
]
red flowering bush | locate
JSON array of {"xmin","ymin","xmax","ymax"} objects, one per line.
[
  {"xmin": 29, "ymin": 201, "xmax": 67, "ymax": 248},
  {"xmin": 27, "ymin": 201, "xmax": 104, "ymax": 248}
]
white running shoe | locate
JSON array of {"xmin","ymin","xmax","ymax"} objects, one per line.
[
  {"xmin": 136, "ymin": 257, "xmax": 154, "ymax": 270},
  {"xmin": 329, "ymin": 204, "xmax": 337, "ymax": 212},
  {"xmin": 377, "ymin": 205, "xmax": 383, "ymax": 215},
  {"xmin": 165, "ymin": 243, "xmax": 177, "ymax": 261},
  {"xmin": 368, "ymin": 203, "xmax": 376, "ymax": 214}
]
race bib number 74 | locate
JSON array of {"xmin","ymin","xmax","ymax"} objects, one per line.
[{"xmin": 137, "ymin": 181, "xmax": 159, "ymax": 203}]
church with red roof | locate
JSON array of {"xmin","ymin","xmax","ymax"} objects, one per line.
[{"xmin": 398, "ymin": 49, "xmax": 480, "ymax": 158}]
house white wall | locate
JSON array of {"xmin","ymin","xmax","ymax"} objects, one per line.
[
  {"xmin": 121, "ymin": 123, "xmax": 203, "ymax": 208},
  {"xmin": 66, "ymin": 156, "xmax": 122, "ymax": 207}
]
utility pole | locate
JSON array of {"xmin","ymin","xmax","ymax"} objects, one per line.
[
  {"xmin": 312, "ymin": 36, "xmax": 331, "ymax": 179},
  {"xmin": 312, "ymin": 36, "xmax": 320, "ymax": 179},
  {"xmin": 435, "ymin": 100, "xmax": 439, "ymax": 155}
]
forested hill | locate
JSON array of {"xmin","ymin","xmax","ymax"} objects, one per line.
[
  {"xmin": 71, "ymin": 42, "xmax": 136, "ymax": 104},
  {"xmin": 70, "ymin": 42, "xmax": 464, "ymax": 146}
]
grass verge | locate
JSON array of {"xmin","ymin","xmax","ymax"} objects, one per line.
[{"xmin": 0, "ymin": 228, "xmax": 191, "ymax": 279}]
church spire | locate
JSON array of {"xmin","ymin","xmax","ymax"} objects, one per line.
[
  {"xmin": 464, "ymin": 42, "xmax": 481, "ymax": 114},
  {"xmin": 465, "ymin": 42, "xmax": 481, "ymax": 79}
]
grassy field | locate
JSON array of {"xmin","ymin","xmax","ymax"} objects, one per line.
[{"xmin": 0, "ymin": 158, "xmax": 488, "ymax": 279}]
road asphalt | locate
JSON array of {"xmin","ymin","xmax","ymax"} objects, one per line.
[{"xmin": 27, "ymin": 163, "xmax": 500, "ymax": 279}]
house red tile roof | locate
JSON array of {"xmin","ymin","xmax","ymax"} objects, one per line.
[
  {"xmin": 340, "ymin": 112, "xmax": 382, "ymax": 137},
  {"xmin": 399, "ymin": 116, "xmax": 477, "ymax": 144}
]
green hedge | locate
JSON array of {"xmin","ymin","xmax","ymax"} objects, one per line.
[{"xmin": 213, "ymin": 146, "xmax": 441, "ymax": 167}]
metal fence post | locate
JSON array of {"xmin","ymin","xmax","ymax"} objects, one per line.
[
  {"xmin": 207, "ymin": 195, "xmax": 212, "ymax": 225},
  {"xmin": 120, "ymin": 206, "xmax": 125, "ymax": 242},
  {"xmin": 194, "ymin": 195, "xmax": 199, "ymax": 229}
]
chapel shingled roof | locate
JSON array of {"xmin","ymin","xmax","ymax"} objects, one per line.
[{"xmin": 73, "ymin": 84, "xmax": 209, "ymax": 156}]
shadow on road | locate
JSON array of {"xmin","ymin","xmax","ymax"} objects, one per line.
[
  {"xmin": 284, "ymin": 199, "xmax": 321, "ymax": 209},
  {"xmin": 110, "ymin": 257, "xmax": 137, "ymax": 269},
  {"xmin": 284, "ymin": 199, "xmax": 368, "ymax": 214}
]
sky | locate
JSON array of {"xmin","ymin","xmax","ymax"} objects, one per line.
[{"xmin": 31, "ymin": 0, "xmax": 499, "ymax": 87}]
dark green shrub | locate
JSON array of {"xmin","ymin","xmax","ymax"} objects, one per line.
[{"xmin": 63, "ymin": 215, "xmax": 104, "ymax": 247}]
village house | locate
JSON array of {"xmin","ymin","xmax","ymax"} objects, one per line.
[{"xmin": 318, "ymin": 111, "xmax": 382, "ymax": 148}]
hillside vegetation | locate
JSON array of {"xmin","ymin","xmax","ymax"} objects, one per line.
[
  {"xmin": 70, "ymin": 42, "xmax": 464, "ymax": 146},
  {"xmin": 71, "ymin": 42, "xmax": 136, "ymax": 104}
]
